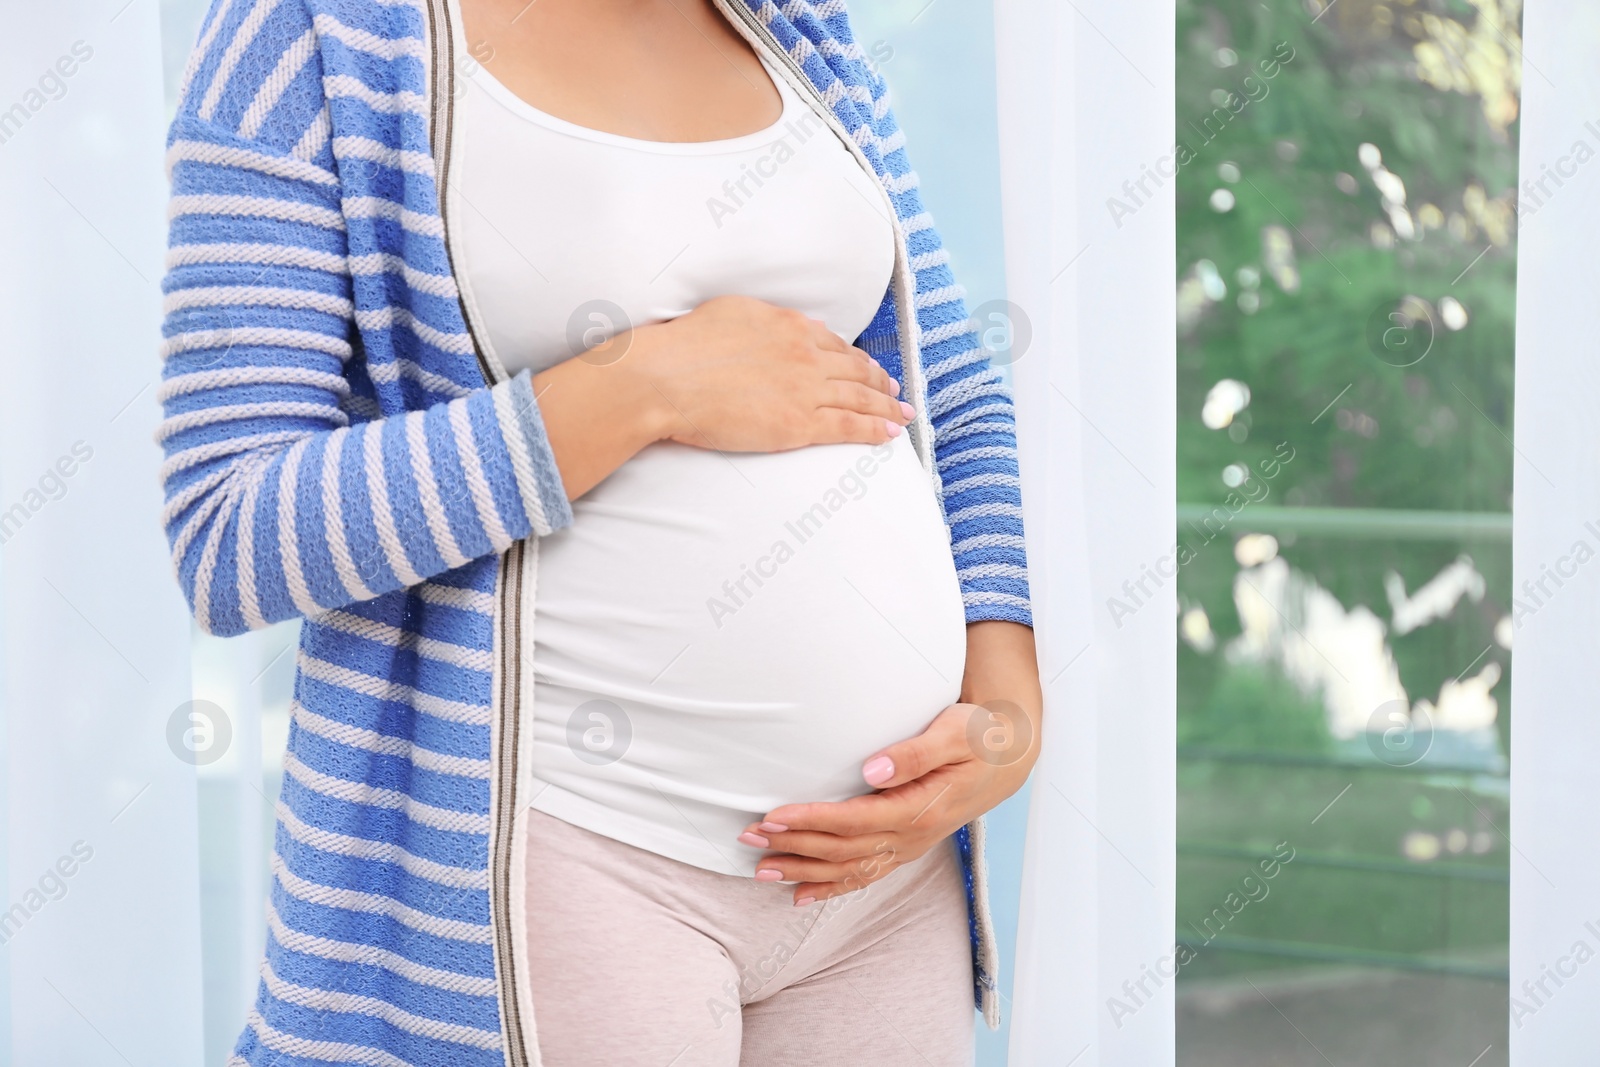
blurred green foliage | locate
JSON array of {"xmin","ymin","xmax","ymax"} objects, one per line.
[
  {"xmin": 1179, "ymin": 660, "xmax": 1332, "ymax": 751},
  {"xmin": 1172, "ymin": 0, "xmax": 1519, "ymax": 1036},
  {"xmin": 1176, "ymin": 0, "xmax": 1520, "ymax": 514},
  {"xmin": 1174, "ymin": 0, "xmax": 1520, "ymax": 737}
]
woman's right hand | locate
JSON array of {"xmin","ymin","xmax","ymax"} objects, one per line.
[
  {"xmin": 627, "ymin": 295, "xmax": 913, "ymax": 452},
  {"xmin": 532, "ymin": 295, "xmax": 913, "ymax": 501}
]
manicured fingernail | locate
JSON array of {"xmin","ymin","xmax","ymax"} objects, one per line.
[
  {"xmin": 755, "ymin": 868, "xmax": 784, "ymax": 882},
  {"xmin": 862, "ymin": 755, "xmax": 895, "ymax": 786},
  {"xmin": 758, "ymin": 822, "xmax": 788, "ymax": 833},
  {"xmin": 884, "ymin": 420, "xmax": 902, "ymax": 438},
  {"xmin": 794, "ymin": 896, "xmax": 816, "ymax": 907},
  {"xmin": 899, "ymin": 401, "xmax": 915, "ymax": 421},
  {"xmin": 889, "ymin": 379, "xmax": 901, "ymax": 397},
  {"xmin": 738, "ymin": 832, "xmax": 770, "ymax": 849}
]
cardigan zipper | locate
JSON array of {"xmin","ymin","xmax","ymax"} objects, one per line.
[{"xmin": 423, "ymin": 3, "xmax": 532, "ymax": 1066}]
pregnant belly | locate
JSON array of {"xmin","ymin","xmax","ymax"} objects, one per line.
[{"xmin": 527, "ymin": 433, "xmax": 967, "ymax": 835}]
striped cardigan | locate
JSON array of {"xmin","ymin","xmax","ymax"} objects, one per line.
[{"xmin": 158, "ymin": 0, "xmax": 1031, "ymax": 1061}]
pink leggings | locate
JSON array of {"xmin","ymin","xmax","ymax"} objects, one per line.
[{"xmin": 523, "ymin": 808, "xmax": 976, "ymax": 1066}]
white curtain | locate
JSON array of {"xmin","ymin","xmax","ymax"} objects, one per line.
[
  {"xmin": 994, "ymin": 2, "xmax": 1178, "ymax": 1064},
  {"xmin": 1510, "ymin": 1, "xmax": 1600, "ymax": 1062},
  {"xmin": 0, "ymin": 2, "xmax": 205, "ymax": 1063}
]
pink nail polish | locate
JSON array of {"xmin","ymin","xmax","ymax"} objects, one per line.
[
  {"xmin": 884, "ymin": 420, "xmax": 902, "ymax": 438},
  {"xmin": 738, "ymin": 832, "xmax": 770, "ymax": 849},
  {"xmin": 755, "ymin": 868, "xmax": 784, "ymax": 882},
  {"xmin": 889, "ymin": 379, "xmax": 901, "ymax": 397},
  {"xmin": 794, "ymin": 896, "xmax": 816, "ymax": 908},
  {"xmin": 862, "ymin": 755, "xmax": 895, "ymax": 786},
  {"xmin": 758, "ymin": 821, "xmax": 788, "ymax": 833},
  {"xmin": 899, "ymin": 401, "xmax": 915, "ymax": 421}
]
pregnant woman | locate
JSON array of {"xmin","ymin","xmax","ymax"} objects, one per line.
[{"xmin": 160, "ymin": 0, "xmax": 1039, "ymax": 1064}]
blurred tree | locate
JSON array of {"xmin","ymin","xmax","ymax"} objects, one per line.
[
  {"xmin": 1173, "ymin": 7, "xmax": 1519, "ymax": 1041},
  {"xmin": 1175, "ymin": 0, "xmax": 1521, "ymax": 515}
]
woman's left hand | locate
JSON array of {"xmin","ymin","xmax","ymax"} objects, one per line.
[{"xmin": 736, "ymin": 620, "xmax": 1042, "ymax": 906}]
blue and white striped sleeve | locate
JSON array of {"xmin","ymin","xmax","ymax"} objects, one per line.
[
  {"xmin": 868, "ymin": 85, "xmax": 1033, "ymax": 626},
  {"xmin": 158, "ymin": 0, "xmax": 571, "ymax": 637}
]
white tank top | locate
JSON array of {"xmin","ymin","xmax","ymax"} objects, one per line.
[{"xmin": 453, "ymin": 54, "xmax": 968, "ymax": 877}]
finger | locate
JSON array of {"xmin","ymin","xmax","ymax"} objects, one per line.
[
  {"xmin": 822, "ymin": 379, "xmax": 912, "ymax": 425},
  {"xmin": 787, "ymin": 872, "xmax": 899, "ymax": 906},
  {"xmin": 752, "ymin": 847, "xmax": 904, "ymax": 891},
  {"xmin": 737, "ymin": 826, "xmax": 886, "ymax": 863},
  {"xmin": 792, "ymin": 846, "xmax": 907, "ymax": 904},
  {"xmin": 814, "ymin": 346, "xmax": 896, "ymax": 396},
  {"xmin": 849, "ymin": 345, "xmax": 898, "ymax": 397},
  {"xmin": 802, "ymin": 326, "xmax": 890, "ymax": 398},
  {"xmin": 808, "ymin": 407, "xmax": 902, "ymax": 447},
  {"xmin": 803, "ymin": 318, "xmax": 853, "ymax": 355},
  {"xmin": 859, "ymin": 703, "xmax": 978, "ymax": 789},
  {"xmin": 762, "ymin": 792, "xmax": 905, "ymax": 837}
]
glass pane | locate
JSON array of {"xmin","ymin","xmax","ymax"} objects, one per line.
[{"xmin": 1175, "ymin": 1, "xmax": 1518, "ymax": 1063}]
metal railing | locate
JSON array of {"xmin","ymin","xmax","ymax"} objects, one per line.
[
  {"xmin": 1176, "ymin": 504, "xmax": 1511, "ymax": 541},
  {"xmin": 1176, "ymin": 504, "xmax": 1512, "ymax": 982}
]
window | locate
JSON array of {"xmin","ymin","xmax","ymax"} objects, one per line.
[{"xmin": 1175, "ymin": 2, "xmax": 1519, "ymax": 1063}]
